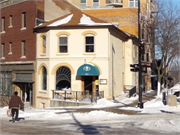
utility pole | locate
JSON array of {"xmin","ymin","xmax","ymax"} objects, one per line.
[{"xmin": 138, "ymin": 0, "xmax": 143, "ymax": 108}]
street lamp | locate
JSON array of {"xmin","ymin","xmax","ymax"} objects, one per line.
[{"xmin": 138, "ymin": 0, "xmax": 143, "ymax": 109}]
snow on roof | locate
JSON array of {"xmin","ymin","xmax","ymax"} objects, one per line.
[
  {"xmin": 79, "ymin": 14, "xmax": 112, "ymax": 26},
  {"xmin": 79, "ymin": 14, "xmax": 95, "ymax": 24},
  {"xmin": 48, "ymin": 14, "xmax": 73, "ymax": 26}
]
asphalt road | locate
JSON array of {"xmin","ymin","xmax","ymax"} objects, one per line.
[{"xmin": 1, "ymin": 113, "xmax": 180, "ymax": 135}]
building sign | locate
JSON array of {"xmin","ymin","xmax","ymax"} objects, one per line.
[
  {"xmin": 100, "ymin": 79, "xmax": 107, "ymax": 85},
  {"xmin": 83, "ymin": 66, "xmax": 91, "ymax": 71}
]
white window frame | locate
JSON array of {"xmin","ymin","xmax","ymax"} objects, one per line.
[
  {"xmin": 129, "ymin": 0, "xmax": 138, "ymax": 7},
  {"xmin": 59, "ymin": 35, "xmax": 68, "ymax": 53},
  {"xmin": 81, "ymin": 0, "xmax": 86, "ymax": 9},
  {"xmin": 85, "ymin": 34, "xmax": 95, "ymax": 53},
  {"xmin": 93, "ymin": 0, "xmax": 99, "ymax": 7}
]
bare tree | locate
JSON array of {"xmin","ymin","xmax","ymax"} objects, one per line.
[
  {"xmin": 169, "ymin": 57, "xmax": 180, "ymax": 84},
  {"xmin": 154, "ymin": 0, "xmax": 180, "ymax": 95}
]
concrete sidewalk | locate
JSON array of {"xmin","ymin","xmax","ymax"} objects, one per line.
[{"xmin": 53, "ymin": 90, "xmax": 157, "ymax": 115}]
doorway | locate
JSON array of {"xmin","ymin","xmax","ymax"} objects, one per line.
[
  {"xmin": 21, "ymin": 83, "xmax": 33, "ymax": 106},
  {"xmin": 84, "ymin": 76, "xmax": 92, "ymax": 94}
]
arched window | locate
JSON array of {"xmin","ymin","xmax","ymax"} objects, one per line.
[
  {"xmin": 42, "ymin": 66, "xmax": 47, "ymax": 90},
  {"xmin": 59, "ymin": 35, "xmax": 68, "ymax": 53},
  {"xmin": 56, "ymin": 66, "xmax": 71, "ymax": 90},
  {"xmin": 85, "ymin": 34, "xmax": 94, "ymax": 53},
  {"xmin": 42, "ymin": 35, "xmax": 46, "ymax": 54}
]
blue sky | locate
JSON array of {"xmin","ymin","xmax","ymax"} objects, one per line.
[{"xmin": 172, "ymin": 0, "xmax": 180, "ymax": 7}]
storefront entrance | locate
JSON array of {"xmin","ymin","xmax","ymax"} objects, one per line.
[
  {"xmin": 84, "ymin": 76, "xmax": 92, "ymax": 94},
  {"xmin": 77, "ymin": 63, "xmax": 100, "ymax": 94}
]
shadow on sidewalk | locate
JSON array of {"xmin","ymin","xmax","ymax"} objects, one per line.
[
  {"xmin": 70, "ymin": 113, "xmax": 110, "ymax": 135},
  {"xmin": 9, "ymin": 117, "xmax": 25, "ymax": 122}
]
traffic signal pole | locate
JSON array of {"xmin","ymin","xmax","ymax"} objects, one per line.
[{"xmin": 138, "ymin": 0, "xmax": 143, "ymax": 108}]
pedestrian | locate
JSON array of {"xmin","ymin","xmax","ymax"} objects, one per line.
[{"xmin": 9, "ymin": 91, "xmax": 24, "ymax": 123}]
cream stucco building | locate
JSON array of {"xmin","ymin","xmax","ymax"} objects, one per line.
[{"xmin": 34, "ymin": 11, "xmax": 138, "ymax": 108}]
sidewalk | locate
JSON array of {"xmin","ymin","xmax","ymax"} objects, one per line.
[{"xmin": 54, "ymin": 90, "xmax": 157, "ymax": 115}]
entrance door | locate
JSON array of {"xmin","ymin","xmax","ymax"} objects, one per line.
[
  {"xmin": 84, "ymin": 76, "xmax": 92, "ymax": 94},
  {"xmin": 21, "ymin": 83, "xmax": 33, "ymax": 106}
]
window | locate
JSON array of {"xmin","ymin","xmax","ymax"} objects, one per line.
[
  {"xmin": 42, "ymin": 35, "xmax": 46, "ymax": 54},
  {"xmin": 22, "ymin": 12, "xmax": 26, "ymax": 28},
  {"xmin": 9, "ymin": 42, "xmax": 12, "ymax": 54},
  {"xmin": 59, "ymin": 35, "xmax": 68, "ymax": 53},
  {"xmin": 1, "ymin": 43, "xmax": 5, "ymax": 58},
  {"xmin": 81, "ymin": 0, "xmax": 86, "ymax": 9},
  {"xmin": 129, "ymin": 0, "xmax": 138, "ymax": 7},
  {"xmin": 1, "ymin": 17, "xmax": 5, "ymax": 32},
  {"xmin": 9, "ymin": 15, "xmax": 12, "ymax": 27},
  {"xmin": 106, "ymin": 0, "xmax": 120, "ymax": 3},
  {"xmin": 22, "ymin": 41, "xmax": 26, "ymax": 56},
  {"xmin": 42, "ymin": 67, "xmax": 47, "ymax": 90},
  {"xmin": 85, "ymin": 35, "xmax": 94, "ymax": 53},
  {"xmin": 93, "ymin": 0, "xmax": 99, "ymax": 7},
  {"xmin": 1, "ymin": 71, "xmax": 12, "ymax": 96},
  {"xmin": 146, "ymin": 53, "xmax": 149, "ymax": 62}
]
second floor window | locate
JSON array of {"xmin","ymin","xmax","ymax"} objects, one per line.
[
  {"xmin": 42, "ymin": 35, "xmax": 46, "ymax": 54},
  {"xmin": 9, "ymin": 15, "xmax": 12, "ymax": 27},
  {"xmin": 1, "ymin": 43, "xmax": 5, "ymax": 58},
  {"xmin": 129, "ymin": 0, "xmax": 138, "ymax": 7},
  {"xmin": 1, "ymin": 17, "xmax": 5, "ymax": 32},
  {"xmin": 59, "ymin": 35, "xmax": 68, "ymax": 53},
  {"xmin": 22, "ymin": 12, "xmax": 26, "ymax": 28},
  {"xmin": 81, "ymin": 0, "xmax": 86, "ymax": 9},
  {"xmin": 22, "ymin": 41, "xmax": 26, "ymax": 56},
  {"xmin": 85, "ymin": 35, "xmax": 94, "ymax": 53}
]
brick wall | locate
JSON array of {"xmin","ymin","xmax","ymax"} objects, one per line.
[{"xmin": 1, "ymin": 1, "xmax": 40, "ymax": 62}]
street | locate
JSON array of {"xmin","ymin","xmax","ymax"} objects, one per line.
[{"xmin": 1, "ymin": 112, "xmax": 180, "ymax": 135}]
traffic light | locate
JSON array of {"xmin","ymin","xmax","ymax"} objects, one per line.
[
  {"xmin": 139, "ymin": 41, "xmax": 145, "ymax": 54},
  {"xmin": 130, "ymin": 64, "xmax": 139, "ymax": 72}
]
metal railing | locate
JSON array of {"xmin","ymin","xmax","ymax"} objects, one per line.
[
  {"xmin": 51, "ymin": 90, "xmax": 104, "ymax": 103},
  {"xmin": 124, "ymin": 85, "xmax": 136, "ymax": 98}
]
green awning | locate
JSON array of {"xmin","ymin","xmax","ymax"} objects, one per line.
[{"xmin": 77, "ymin": 63, "xmax": 100, "ymax": 76}]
